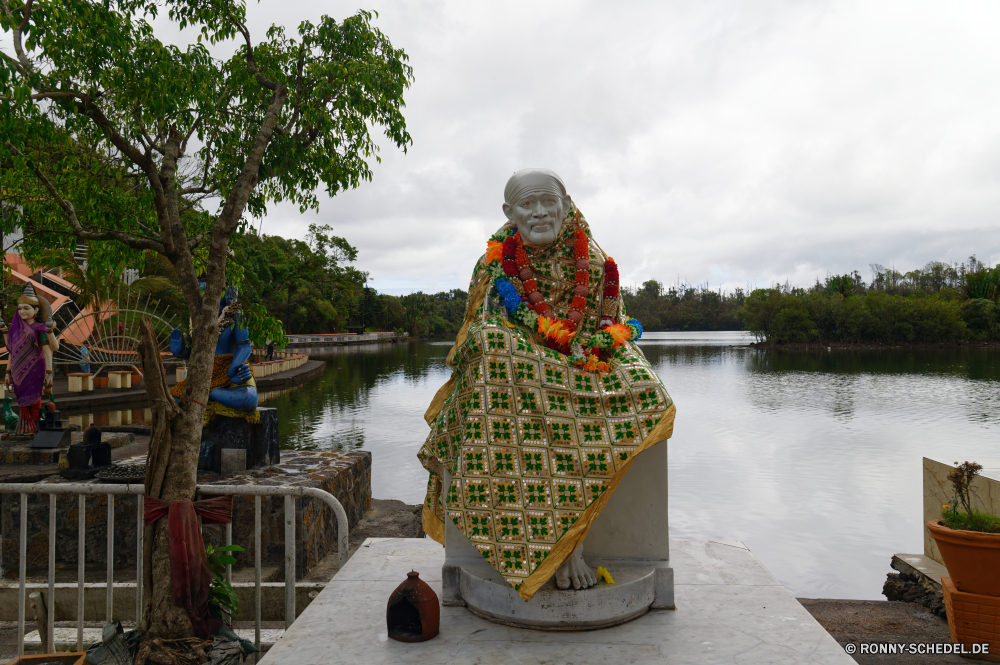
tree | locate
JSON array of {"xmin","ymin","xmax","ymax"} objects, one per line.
[
  {"xmin": 233, "ymin": 224, "xmax": 367, "ymax": 333},
  {"xmin": 1, "ymin": 0, "xmax": 411, "ymax": 642}
]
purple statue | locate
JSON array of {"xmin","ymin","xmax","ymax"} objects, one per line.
[{"xmin": 1, "ymin": 283, "xmax": 58, "ymax": 435}]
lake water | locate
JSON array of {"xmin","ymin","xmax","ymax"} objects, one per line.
[{"xmin": 258, "ymin": 331, "xmax": 1000, "ymax": 600}]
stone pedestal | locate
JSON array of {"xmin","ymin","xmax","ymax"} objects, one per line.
[
  {"xmin": 107, "ymin": 371, "xmax": 132, "ymax": 389},
  {"xmin": 67, "ymin": 373, "xmax": 94, "ymax": 392},
  {"xmin": 442, "ymin": 440, "xmax": 673, "ymax": 629},
  {"xmin": 30, "ymin": 403, "xmax": 71, "ymax": 449},
  {"xmin": 198, "ymin": 407, "xmax": 279, "ymax": 474}
]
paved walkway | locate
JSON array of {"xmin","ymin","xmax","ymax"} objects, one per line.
[
  {"xmin": 259, "ymin": 538, "xmax": 855, "ymax": 665},
  {"xmin": 4, "ymin": 359, "xmax": 325, "ymax": 410}
]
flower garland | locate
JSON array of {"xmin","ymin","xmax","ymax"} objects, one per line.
[{"xmin": 485, "ymin": 212, "xmax": 642, "ymax": 373}]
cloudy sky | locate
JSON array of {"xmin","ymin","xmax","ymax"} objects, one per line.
[{"xmin": 176, "ymin": 0, "xmax": 1000, "ymax": 294}]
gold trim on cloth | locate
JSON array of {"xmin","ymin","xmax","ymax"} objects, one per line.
[{"xmin": 417, "ymin": 213, "xmax": 676, "ymax": 601}]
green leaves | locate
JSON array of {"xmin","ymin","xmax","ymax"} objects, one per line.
[{"xmin": 206, "ymin": 542, "xmax": 245, "ymax": 622}]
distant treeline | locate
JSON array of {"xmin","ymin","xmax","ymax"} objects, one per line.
[
  {"xmin": 741, "ymin": 258, "xmax": 1000, "ymax": 344},
  {"xmin": 229, "ymin": 226, "xmax": 467, "ymax": 338},
  {"xmin": 621, "ymin": 281, "xmax": 744, "ymax": 331},
  {"xmin": 223, "ymin": 226, "xmax": 999, "ymax": 344}
]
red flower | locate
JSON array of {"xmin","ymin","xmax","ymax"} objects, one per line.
[
  {"xmin": 503, "ymin": 260, "xmax": 518, "ymax": 276},
  {"xmin": 571, "ymin": 295, "xmax": 586, "ymax": 310}
]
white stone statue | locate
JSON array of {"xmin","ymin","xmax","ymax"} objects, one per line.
[{"xmin": 418, "ymin": 168, "xmax": 677, "ymax": 626}]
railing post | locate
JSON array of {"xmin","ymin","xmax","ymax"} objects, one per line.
[
  {"xmin": 137, "ymin": 494, "xmax": 144, "ymax": 626},
  {"xmin": 255, "ymin": 495, "xmax": 262, "ymax": 661},
  {"xmin": 77, "ymin": 493, "xmax": 85, "ymax": 651},
  {"xmin": 107, "ymin": 493, "xmax": 114, "ymax": 622},
  {"xmin": 48, "ymin": 494, "xmax": 56, "ymax": 651},
  {"xmin": 284, "ymin": 494, "xmax": 295, "ymax": 628},
  {"xmin": 18, "ymin": 493, "xmax": 27, "ymax": 660},
  {"xmin": 225, "ymin": 521, "xmax": 232, "ymax": 584}
]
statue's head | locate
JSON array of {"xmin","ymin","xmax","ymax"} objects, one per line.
[
  {"xmin": 16, "ymin": 283, "xmax": 45, "ymax": 324},
  {"xmin": 502, "ymin": 168, "xmax": 573, "ymax": 246}
]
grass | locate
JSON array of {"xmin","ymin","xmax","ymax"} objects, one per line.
[{"xmin": 941, "ymin": 510, "xmax": 1000, "ymax": 534}]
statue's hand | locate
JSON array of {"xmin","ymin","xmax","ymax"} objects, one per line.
[
  {"xmin": 169, "ymin": 329, "xmax": 186, "ymax": 357},
  {"xmin": 229, "ymin": 362, "xmax": 252, "ymax": 384}
]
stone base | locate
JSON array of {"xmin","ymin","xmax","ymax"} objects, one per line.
[
  {"xmin": 448, "ymin": 559, "xmax": 672, "ymax": 630},
  {"xmin": 199, "ymin": 407, "xmax": 279, "ymax": 473},
  {"xmin": 256, "ymin": 538, "xmax": 857, "ymax": 665},
  {"xmin": 58, "ymin": 464, "xmax": 111, "ymax": 480},
  {"xmin": 0, "ymin": 431, "xmax": 132, "ymax": 465},
  {"xmin": 883, "ymin": 553, "xmax": 948, "ymax": 617},
  {"xmin": 29, "ymin": 428, "xmax": 71, "ymax": 449}
]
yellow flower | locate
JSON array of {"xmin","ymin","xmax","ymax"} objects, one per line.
[{"xmin": 596, "ymin": 566, "xmax": 615, "ymax": 585}]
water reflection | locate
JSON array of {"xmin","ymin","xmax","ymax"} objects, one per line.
[
  {"xmin": 638, "ymin": 332, "xmax": 1000, "ymax": 600},
  {"xmin": 260, "ymin": 342, "xmax": 452, "ymax": 497},
  {"xmin": 58, "ymin": 334, "xmax": 1000, "ymax": 601}
]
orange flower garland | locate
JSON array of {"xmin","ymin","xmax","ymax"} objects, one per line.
[{"xmin": 500, "ymin": 222, "xmax": 591, "ymax": 352}]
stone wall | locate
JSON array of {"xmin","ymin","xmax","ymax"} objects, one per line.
[
  {"xmin": 0, "ymin": 450, "xmax": 370, "ymax": 579},
  {"xmin": 201, "ymin": 450, "xmax": 371, "ymax": 577}
]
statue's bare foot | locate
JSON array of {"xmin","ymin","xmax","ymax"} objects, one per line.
[{"xmin": 555, "ymin": 545, "xmax": 597, "ymax": 590}]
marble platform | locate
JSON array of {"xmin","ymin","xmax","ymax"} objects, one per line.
[{"xmin": 258, "ymin": 538, "xmax": 854, "ymax": 664}]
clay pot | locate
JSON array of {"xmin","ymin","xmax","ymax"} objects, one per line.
[
  {"xmin": 386, "ymin": 571, "xmax": 439, "ymax": 642},
  {"xmin": 927, "ymin": 520, "xmax": 1000, "ymax": 596}
]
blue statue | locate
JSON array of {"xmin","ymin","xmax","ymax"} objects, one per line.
[{"xmin": 169, "ymin": 284, "xmax": 258, "ymax": 424}]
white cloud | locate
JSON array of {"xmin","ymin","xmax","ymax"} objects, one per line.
[{"xmin": 156, "ymin": 0, "xmax": 1000, "ymax": 293}]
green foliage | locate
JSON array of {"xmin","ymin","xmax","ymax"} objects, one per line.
[
  {"xmin": 741, "ymin": 288, "xmax": 969, "ymax": 344},
  {"xmin": 0, "ymin": 0, "xmax": 412, "ymax": 350},
  {"xmin": 941, "ymin": 510, "xmax": 1000, "ymax": 534},
  {"xmin": 621, "ymin": 283, "xmax": 744, "ymax": 331},
  {"xmin": 206, "ymin": 543, "xmax": 244, "ymax": 624},
  {"xmin": 962, "ymin": 267, "xmax": 1000, "ymax": 301},
  {"xmin": 941, "ymin": 461, "xmax": 1000, "ymax": 534},
  {"xmin": 233, "ymin": 224, "xmax": 365, "ymax": 337},
  {"xmin": 961, "ymin": 299, "xmax": 998, "ymax": 337}
]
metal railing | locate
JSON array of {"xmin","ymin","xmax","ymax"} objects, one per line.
[{"xmin": 0, "ymin": 483, "xmax": 349, "ymax": 660}]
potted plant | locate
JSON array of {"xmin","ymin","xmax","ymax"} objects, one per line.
[
  {"xmin": 927, "ymin": 461, "xmax": 1000, "ymax": 661},
  {"xmin": 927, "ymin": 460, "xmax": 1000, "ymax": 596}
]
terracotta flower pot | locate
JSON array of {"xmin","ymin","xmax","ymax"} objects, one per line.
[{"xmin": 928, "ymin": 519, "xmax": 1000, "ymax": 596}]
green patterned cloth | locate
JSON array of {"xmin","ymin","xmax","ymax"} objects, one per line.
[{"xmin": 418, "ymin": 213, "xmax": 675, "ymax": 600}]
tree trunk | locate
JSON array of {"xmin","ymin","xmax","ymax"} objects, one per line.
[{"xmin": 138, "ymin": 317, "xmax": 205, "ymax": 639}]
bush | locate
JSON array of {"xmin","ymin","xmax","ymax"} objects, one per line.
[{"xmin": 742, "ymin": 289, "xmax": 968, "ymax": 344}]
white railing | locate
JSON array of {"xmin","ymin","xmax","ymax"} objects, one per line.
[
  {"xmin": 0, "ymin": 482, "xmax": 349, "ymax": 660},
  {"xmin": 283, "ymin": 332, "xmax": 399, "ymax": 345}
]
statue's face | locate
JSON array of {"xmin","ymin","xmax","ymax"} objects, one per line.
[
  {"xmin": 17, "ymin": 303, "xmax": 38, "ymax": 322},
  {"xmin": 503, "ymin": 191, "xmax": 569, "ymax": 245}
]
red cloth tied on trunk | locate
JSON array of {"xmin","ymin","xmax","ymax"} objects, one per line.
[{"xmin": 144, "ymin": 496, "xmax": 233, "ymax": 638}]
